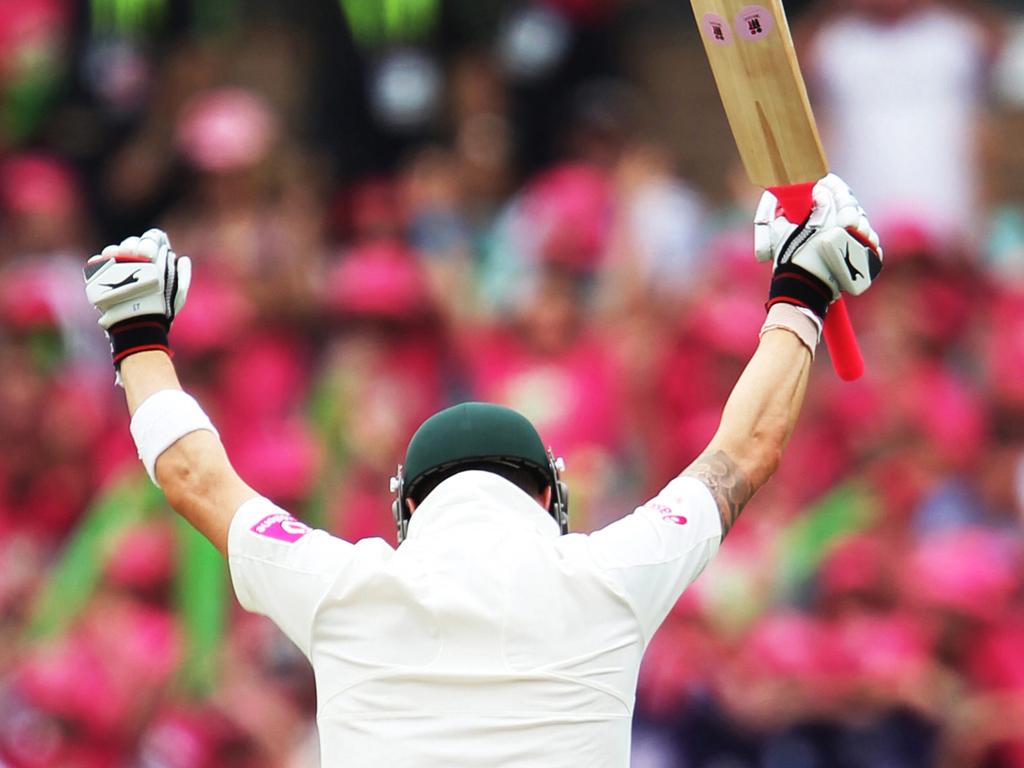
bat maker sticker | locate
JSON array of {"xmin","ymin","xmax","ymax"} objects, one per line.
[
  {"xmin": 735, "ymin": 5, "xmax": 775, "ymax": 40},
  {"xmin": 700, "ymin": 12, "xmax": 733, "ymax": 45}
]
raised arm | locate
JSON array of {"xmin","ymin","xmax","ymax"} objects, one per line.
[
  {"xmin": 683, "ymin": 328, "xmax": 811, "ymax": 536},
  {"xmin": 84, "ymin": 230, "xmax": 254, "ymax": 555},
  {"xmin": 684, "ymin": 175, "xmax": 883, "ymax": 537},
  {"xmin": 121, "ymin": 351, "xmax": 256, "ymax": 555}
]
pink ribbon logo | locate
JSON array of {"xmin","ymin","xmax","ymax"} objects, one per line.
[
  {"xmin": 251, "ymin": 513, "xmax": 312, "ymax": 543},
  {"xmin": 649, "ymin": 503, "xmax": 687, "ymax": 526}
]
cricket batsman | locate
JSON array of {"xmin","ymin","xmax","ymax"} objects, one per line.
[{"xmin": 83, "ymin": 173, "xmax": 881, "ymax": 767}]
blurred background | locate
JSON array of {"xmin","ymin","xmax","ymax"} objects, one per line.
[{"xmin": 1, "ymin": 0, "xmax": 1023, "ymax": 765}]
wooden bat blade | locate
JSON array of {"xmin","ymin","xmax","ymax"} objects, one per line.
[
  {"xmin": 690, "ymin": 0, "xmax": 827, "ymax": 188},
  {"xmin": 691, "ymin": 0, "xmax": 865, "ymax": 381}
]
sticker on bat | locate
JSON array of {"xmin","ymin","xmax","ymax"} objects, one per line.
[
  {"xmin": 700, "ymin": 12, "xmax": 733, "ymax": 46},
  {"xmin": 735, "ymin": 5, "xmax": 775, "ymax": 40}
]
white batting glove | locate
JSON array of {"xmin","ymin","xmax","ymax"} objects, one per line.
[
  {"xmin": 754, "ymin": 174, "xmax": 883, "ymax": 320},
  {"xmin": 85, "ymin": 229, "xmax": 191, "ymax": 329},
  {"xmin": 84, "ymin": 229, "xmax": 191, "ymax": 373}
]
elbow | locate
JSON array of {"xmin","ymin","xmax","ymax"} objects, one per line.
[
  {"xmin": 719, "ymin": 428, "xmax": 786, "ymax": 489},
  {"xmin": 755, "ymin": 442, "xmax": 784, "ymax": 484},
  {"xmin": 749, "ymin": 424, "xmax": 787, "ymax": 485},
  {"xmin": 155, "ymin": 450, "xmax": 205, "ymax": 511}
]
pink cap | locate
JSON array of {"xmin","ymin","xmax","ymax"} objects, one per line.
[
  {"xmin": 16, "ymin": 637, "xmax": 121, "ymax": 733},
  {"xmin": 905, "ymin": 365, "xmax": 986, "ymax": 469},
  {"xmin": 690, "ymin": 292, "xmax": 764, "ymax": 358},
  {"xmin": 966, "ymin": 613, "xmax": 1024, "ymax": 691},
  {"xmin": 0, "ymin": 0, "xmax": 66, "ymax": 72},
  {"xmin": 833, "ymin": 610, "xmax": 932, "ymax": 686},
  {"xmin": 105, "ymin": 523, "xmax": 176, "ymax": 590},
  {"xmin": 170, "ymin": 272, "xmax": 254, "ymax": 353},
  {"xmin": 523, "ymin": 163, "xmax": 612, "ymax": 271},
  {"xmin": 989, "ymin": 290, "xmax": 1024, "ymax": 404},
  {"xmin": 224, "ymin": 418, "xmax": 320, "ymax": 501},
  {"xmin": 217, "ymin": 334, "xmax": 307, "ymax": 419},
  {"xmin": 0, "ymin": 153, "xmax": 79, "ymax": 216},
  {"xmin": 874, "ymin": 215, "xmax": 940, "ymax": 262},
  {"xmin": 820, "ymin": 534, "xmax": 888, "ymax": 599},
  {"xmin": 176, "ymin": 88, "xmax": 277, "ymax": 172},
  {"xmin": 0, "ymin": 264, "xmax": 57, "ymax": 328},
  {"xmin": 744, "ymin": 612, "xmax": 833, "ymax": 679},
  {"xmin": 327, "ymin": 240, "xmax": 433, "ymax": 320},
  {"xmin": 102, "ymin": 602, "xmax": 181, "ymax": 683},
  {"xmin": 903, "ymin": 528, "xmax": 1021, "ymax": 621}
]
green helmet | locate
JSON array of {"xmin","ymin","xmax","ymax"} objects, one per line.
[{"xmin": 390, "ymin": 402, "xmax": 568, "ymax": 542}]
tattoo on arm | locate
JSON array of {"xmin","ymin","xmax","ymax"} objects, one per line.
[{"xmin": 681, "ymin": 450, "xmax": 755, "ymax": 538}]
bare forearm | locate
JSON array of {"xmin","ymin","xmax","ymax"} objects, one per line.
[
  {"xmin": 711, "ymin": 328, "xmax": 812, "ymax": 479},
  {"xmin": 120, "ymin": 352, "xmax": 255, "ymax": 555},
  {"xmin": 683, "ymin": 328, "xmax": 812, "ymax": 535},
  {"xmin": 155, "ymin": 430, "xmax": 256, "ymax": 556},
  {"xmin": 123, "ymin": 350, "xmax": 182, "ymax": 414}
]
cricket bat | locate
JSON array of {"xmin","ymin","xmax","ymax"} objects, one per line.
[{"xmin": 691, "ymin": 0, "xmax": 864, "ymax": 381}]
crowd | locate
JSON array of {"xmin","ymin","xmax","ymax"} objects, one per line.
[{"xmin": 1, "ymin": 0, "xmax": 1023, "ymax": 766}]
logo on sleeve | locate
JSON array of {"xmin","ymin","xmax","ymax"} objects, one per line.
[
  {"xmin": 649, "ymin": 503, "xmax": 687, "ymax": 526},
  {"xmin": 251, "ymin": 513, "xmax": 312, "ymax": 543}
]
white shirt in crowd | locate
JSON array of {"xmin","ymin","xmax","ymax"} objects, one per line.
[
  {"xmin": 810, "ymin": 6, "xmax": 989, "ymax": 241},
  {"xmin": 228, "ymin": 470, "xmax": 721, "ymax": 768}
]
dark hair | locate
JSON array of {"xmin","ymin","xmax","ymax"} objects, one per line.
[{"xmin": 408, "ymin": 461, "xmax": 550, "ymax": 506}]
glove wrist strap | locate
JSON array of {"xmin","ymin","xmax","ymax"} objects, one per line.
[
  {"xmin": 108, "ymin": 316, "xmax": 171, "ymax": 367},
  {"xmin": 767, "ymin": 264, "xmax": 833, "ymax": 320}
]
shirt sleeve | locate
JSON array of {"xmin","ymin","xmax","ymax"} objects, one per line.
[
  {"xmin": 585, "ymin": 476, "xmax": 722, "ymax": 643},
  {"xmin": 227, "ymin": 496, "xmax": 355, "ymax": 657}
]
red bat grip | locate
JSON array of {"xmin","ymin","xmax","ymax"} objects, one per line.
[{"xmin": 768, "ymin": 182, "xmax": 864, "ymax": 382}]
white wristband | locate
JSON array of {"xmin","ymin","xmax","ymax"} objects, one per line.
[
  {"xmin": 130, "ymin": 389, "xmax": 219, "ymax": 486},
  {"xmin": 760, "ymin": 303, "xmax": 823, "ymax": 357}
]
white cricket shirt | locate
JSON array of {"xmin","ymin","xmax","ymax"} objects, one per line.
[{"xmin": 228, "ymin": 470, "xmax": 721, "ymax": 767}]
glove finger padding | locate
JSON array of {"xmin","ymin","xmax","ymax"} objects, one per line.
[
  {"xmin": 172, "ymin": 255, "xmax": 191, "ymax": 319},
  {"xmin": 754, "ymin": 190, "xmax": 780, "ymax": 263}
]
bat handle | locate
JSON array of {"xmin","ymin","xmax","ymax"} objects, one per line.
[{"xmin": 768, "ymin": 182, "xmax": 865, "ymax": 382}]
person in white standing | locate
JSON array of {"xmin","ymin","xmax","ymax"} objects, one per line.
[
  {"xmin": 83, "ymin": 173, "xmax": 881, "ymax": 767},
  {"xmin": 804, "ymin": 0, "xmax": 999, "ymax": 242}
]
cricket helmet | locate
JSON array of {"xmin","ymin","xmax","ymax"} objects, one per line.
[{"xmin": 390, "ymin": 402, "xmax": 568, "ymax": 542}]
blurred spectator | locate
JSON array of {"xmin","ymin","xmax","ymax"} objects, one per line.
[
  {"xmin": 162, "ymin": 87, "xmax": 325, "ymax": 325},
  {"xmin": 804, "ymin": 0, "xmax": 1002, "ymax": 243},
  {"xmin": 312, "ymin": 239, "xmax": 452, "ymax": 540}
]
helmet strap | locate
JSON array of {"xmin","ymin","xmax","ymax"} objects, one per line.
[
  {"xmin": 390, "ymin": 465, "xmax": 410, "ymax": 544},
  {"xmin": 548, "ymin": 449, "xmax": 570, "ymax": 535}
]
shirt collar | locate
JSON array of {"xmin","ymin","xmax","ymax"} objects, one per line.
[{"xmin": 405, "ymin": 470, "xmax": 560, "ymax": 541}]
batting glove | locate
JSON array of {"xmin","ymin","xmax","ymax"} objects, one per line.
[
  {"xmin": 755, "ymin": 173, "xmax": 883, "ymax": 320},
  {"xmin": 84, "ymin": 229, "xmax": 191, "ymax": 369}
]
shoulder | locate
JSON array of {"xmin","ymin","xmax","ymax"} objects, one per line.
[{"xmin": 229, "ymin": 497, "xmax": 394, "ymax": 572}]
